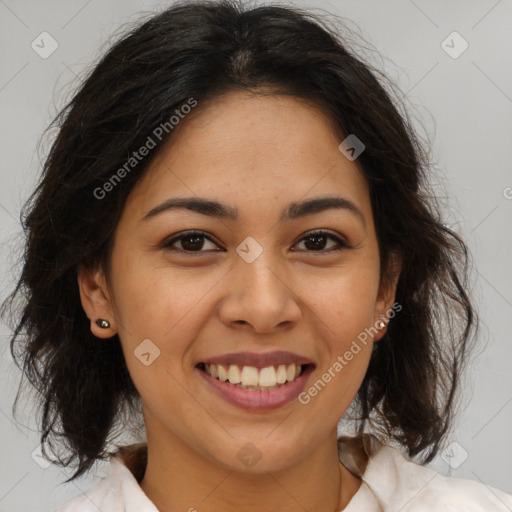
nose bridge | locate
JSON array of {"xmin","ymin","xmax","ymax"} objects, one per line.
[
  {"xmin": 218, "ymin": 237, "xmax": 301, "ymax": 331},
  {"xmin": 235, "ymin": 238, "xmax": 286, "ymax": 299}
]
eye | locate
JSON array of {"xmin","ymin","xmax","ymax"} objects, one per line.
[
  {"xmin": 292, "ymin": 230, "xmax": 350, "ymax": 253},
  {"xmin": 161, "ymin": 231, "xmax": 221, "ymax": 253},
  {"xmin": 161, "ymin": 229, "xmax": 350, "ymax": 254}
]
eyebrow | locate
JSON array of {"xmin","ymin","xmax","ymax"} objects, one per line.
[{"xmin": 140, "ymin": 196, "xmax": 365, "ymax": 226}]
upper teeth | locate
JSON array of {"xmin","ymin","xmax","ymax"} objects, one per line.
[{"xmin": 204, "ymin": 363, "xmax": 302, "ymax": 387}]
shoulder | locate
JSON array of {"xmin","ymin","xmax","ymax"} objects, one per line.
[
  {"xmin": 351, "ymin": 437, "xmax": 512, "ymax": 511},
  {"xmin": 56, "ymin": 444, "xmax": 157, "ymax": 512},
  {"xmin": 55, "ymin": 458, "xmax": 130, "ymax": 512}
]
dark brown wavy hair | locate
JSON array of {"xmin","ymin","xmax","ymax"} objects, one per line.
[{"xmin": 1, "ymin": 0, "xmax": 477, "ymax": 482}]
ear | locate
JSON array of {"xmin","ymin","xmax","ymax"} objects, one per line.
[
  {"xmin": 373, "ymin": 250, "xmax": 402, "ymax": 342},
  {"xmin": 77, "ymin": 264, "xmax": 116, "ymax": 338}
]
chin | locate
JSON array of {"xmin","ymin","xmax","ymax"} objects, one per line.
[{"xmin": 204, "ymin": 436, "xmax": 306, "ymax": 473}]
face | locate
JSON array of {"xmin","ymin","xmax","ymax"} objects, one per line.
[{"xmin": 79, "ymin": 90, "xmax": 400, "ymax": 473}]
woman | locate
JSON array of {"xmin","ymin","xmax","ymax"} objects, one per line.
[{"xmin": 2, "ymin": 0, "xmax": 511, "ymax": 510}]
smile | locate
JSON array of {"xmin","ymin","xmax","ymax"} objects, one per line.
[
  {"xmin": 196, "ymin": 362, "xmax": 316, "ymax": 410},
  {"xmin": 198, "ymin": 362, "xmax": 306, "ymax": 390}
]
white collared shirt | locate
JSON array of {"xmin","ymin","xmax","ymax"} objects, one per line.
[{"xmin": 56, "ymin": 437, "xmax": 512, "ymax": 511}]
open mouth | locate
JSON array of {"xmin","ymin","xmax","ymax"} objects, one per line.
[{"xmin": 196, "ymin": 362, "xmax": 314, "ymax": 391}]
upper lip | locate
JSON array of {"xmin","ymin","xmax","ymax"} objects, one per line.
[{"xmin": 198, "ymin": 351, "xmax": 315, "ymax": 368}]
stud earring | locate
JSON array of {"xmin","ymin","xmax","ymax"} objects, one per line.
[
  {"xmin": 377, "ymin": 315, "xmax": 386, "ymax": 329},
  {"xmin": 95, "ymin": 319, "xmax": 111, "ymax": 329}
]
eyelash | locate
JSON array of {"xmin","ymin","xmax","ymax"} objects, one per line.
[{"xmin": 160, "ymin": 230, "xmax": 351, "ymax": 254}]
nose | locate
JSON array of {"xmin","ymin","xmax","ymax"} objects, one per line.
[{"xmin": 217, "ymin": 249, "xmax": 302, "ymax": 333}]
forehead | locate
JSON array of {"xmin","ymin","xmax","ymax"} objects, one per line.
[{"xmin": 123, "ymin": 91, "xmax": 371, "ymax": 224}]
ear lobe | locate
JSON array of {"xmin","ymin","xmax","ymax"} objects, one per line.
[
  {"xmin": 374, "ymin": 250, "xmax": 402, "ymax": 341},
  {"xmin": 77, "ymin": 264, "xmax": 115, "ymax": 338}
]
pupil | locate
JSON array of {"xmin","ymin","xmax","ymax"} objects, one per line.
[
  {"xmin": 182, "ymin": 235, "xmax": 204, "ymax": 250},
  {"xmin": 305, "ymin": 235, "xmax": 326, "ymax": 251}
]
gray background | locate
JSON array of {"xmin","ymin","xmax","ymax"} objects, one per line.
[{"xmin": 1, "ymin": 0, "xmax": 511, "ymax": 510}]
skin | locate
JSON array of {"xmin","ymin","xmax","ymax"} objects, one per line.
[{"xmin": 78, "ymin": 90, "xmax": 401, "ymax": 512}]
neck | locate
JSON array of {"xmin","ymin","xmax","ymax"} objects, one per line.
[{"xmin": 139, "ymin": 427, "xmax": 361, "ymax": 512}]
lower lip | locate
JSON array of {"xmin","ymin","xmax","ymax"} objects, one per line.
[{"xmin": 196, "ymin": 365, "xmax": 315, "ymax": 411}]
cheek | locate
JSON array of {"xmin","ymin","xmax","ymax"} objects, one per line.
[
  {"xmin": 310, "ymin": 262, "xmax": 380, "ymax": 340},
  {"xmin": 109, "ymin": 249, "xmax": 208, "ymax": 340},
  {"xmin": 109, "ymin": 260, "xmax": 220, "ymax": 392},
  {"xmin": 303, "ymin": 284, "xmax": 376, "ymax": 412}
]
